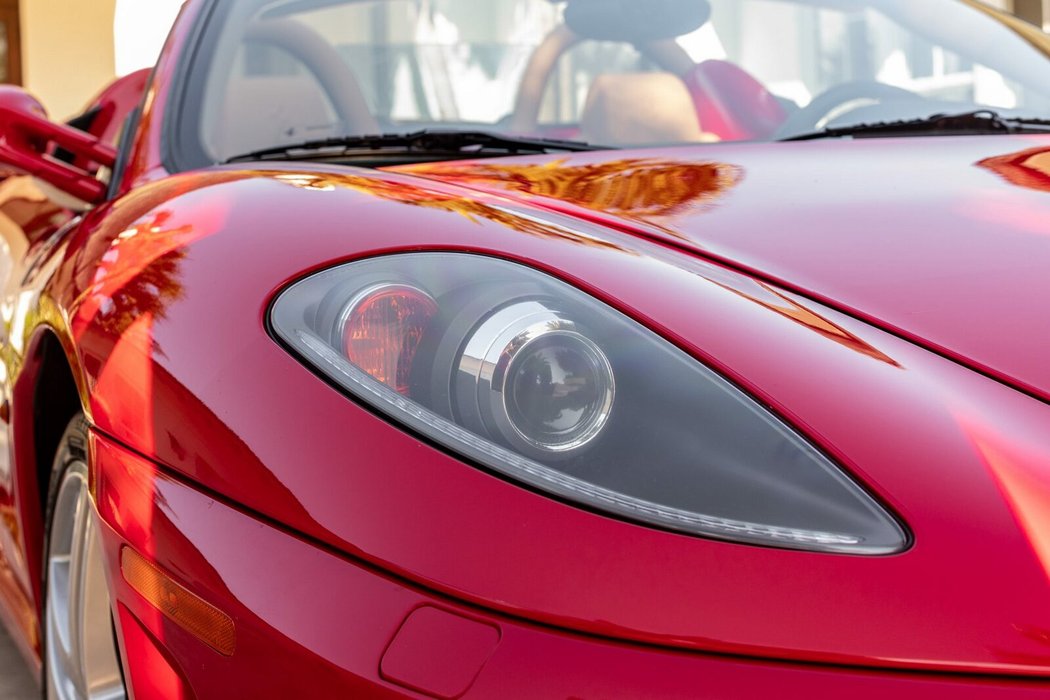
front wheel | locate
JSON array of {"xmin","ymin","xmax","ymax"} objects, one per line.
[{"xmin": 43, "ymin": 416, "xmax": 127, "ymax": 700}]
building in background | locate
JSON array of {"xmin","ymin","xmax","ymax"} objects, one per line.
[
  {"xmin": 0, "ymin": 0, "xmax": 1041, "ymax": 119},
  {"xmin": 0, "ymin": 0, "xmax": 20, "ymax": 85},
  {"xmin": 0, "ymin": 0, "xmax": 180, "ymax": 119},
  {"xmin": 18, "ymin": 0, "xmax": 117, "ymax": 119}
]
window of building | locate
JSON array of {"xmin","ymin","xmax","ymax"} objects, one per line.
[{"xmin": 0, "ymin": 0, "xmax": 21, "ymax": 85}]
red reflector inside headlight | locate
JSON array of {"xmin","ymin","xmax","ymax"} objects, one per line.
[{"xmin": 342, "ymin": 283, "xmax": 438, "ymax": 395}]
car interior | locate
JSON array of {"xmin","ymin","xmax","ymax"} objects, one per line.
[
  {"xmin": 208, "ymin": 0, "xmax": 789, "ymax": 160},
  {"xmin": 199, "ymin": 0, "xmax": 1050, "ymax": 162}
]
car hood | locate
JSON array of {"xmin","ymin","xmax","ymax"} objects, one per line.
[
  {"xmin": 60, "ymin": 155, "xmax": 1050, "ymax": 676},
  {"xmin": 396, "ymin": 135, "xmax": 1050, "ymax": 402}
]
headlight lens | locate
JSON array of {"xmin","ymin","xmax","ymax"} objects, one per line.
[
  {"xmin": 455, "ymin": 299, "xmax": 615, "ymax": 458},
  {"xmin": 271, "ymin": 253, "xmax": 906, "ymax": 554}
]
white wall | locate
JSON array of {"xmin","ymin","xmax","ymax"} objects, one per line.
[
  {"xmin": 20, "ymin": 0, "xmax": 117, "ymax": 119},
  {"xmin": 19, "ymin": 0, "xmax": 181, "ymax": 119}
]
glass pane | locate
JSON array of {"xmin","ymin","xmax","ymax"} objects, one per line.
[{"xmin": 182, "ymin": 0, "xmax": 1050, "ymax": 168}]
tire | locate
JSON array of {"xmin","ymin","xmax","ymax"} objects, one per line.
[{"xmin": 41, "ymin": 415, "xmax": 127, "ymax": 700}]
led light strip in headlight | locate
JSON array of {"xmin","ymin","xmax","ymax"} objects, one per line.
[{"xmin": 296, "ymin": 331, "xmax": 860, "ymax": 548}]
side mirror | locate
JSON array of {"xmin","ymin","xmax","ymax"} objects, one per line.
[{"xmin": 0, "ymin": 86, "xmax": 117, "ymax": 205}]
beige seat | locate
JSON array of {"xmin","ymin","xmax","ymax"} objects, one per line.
[
  {"xmin": 215, "ymin": 76, "xmax": 344, "ymax": 160},
  {"xmin": 581, "ymin": 72, "xmax": 714, "ymax": 146}
]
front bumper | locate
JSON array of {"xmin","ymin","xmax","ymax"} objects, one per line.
[{"xmin": 90, "ymin": 430, "xmax": 1049, "ymax": 699}]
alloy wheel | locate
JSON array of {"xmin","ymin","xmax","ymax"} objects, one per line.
[{"xmin": 45, "ymin": 458, "xmax": 126, "ymax": 700}]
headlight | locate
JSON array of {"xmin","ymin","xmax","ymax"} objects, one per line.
[
  {"xmin": 270, "ymin": 253, "xmax": 907, "ymax": 554},
  {"xmin": 455, "ymin": 299, "xmax": 615, "ymax": 458}
]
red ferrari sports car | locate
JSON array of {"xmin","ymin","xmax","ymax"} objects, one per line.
[{"xmin": 2, "ymin": 0, "xmax": 1050, "ymax": 697}]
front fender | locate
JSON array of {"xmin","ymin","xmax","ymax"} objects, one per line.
[{"xmin": 57, "ymin": 162, "xmax": 1050, "ymax": 678}]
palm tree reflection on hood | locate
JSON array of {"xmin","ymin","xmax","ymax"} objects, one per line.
[
  {"xmin": 396, "ymin": 157, "xmax": 744, "ymax": 234},
  {"xmin": 72, "ymin": 209, "xmax": 190, "ymax": 343}
]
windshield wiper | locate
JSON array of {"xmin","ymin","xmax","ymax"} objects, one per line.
[
  {"xmin": 780, "ymin": 110, "xmax": 1050, "ymax": 142},
  {"xmin": 225, "ymin": 129, "xmax": 611, "ymax": 163}
]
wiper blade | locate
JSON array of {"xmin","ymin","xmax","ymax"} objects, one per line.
[
  {"xmin": 780, "ymin": 110, "xmax": 1050, "ymax": 142},
  {"xmin": 225, "ymin": 129, "xmax": 611, "ymax": 163}
]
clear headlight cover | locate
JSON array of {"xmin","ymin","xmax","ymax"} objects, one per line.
[{"xmin": 270, "ymin": 253, "xmax": 907, "ymax": 554}]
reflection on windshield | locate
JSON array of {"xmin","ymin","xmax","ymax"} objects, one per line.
[{"xmin": 184, "ymin": 0, "xmax": 1050, "ymax": 169}]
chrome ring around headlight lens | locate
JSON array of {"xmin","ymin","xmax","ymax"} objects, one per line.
[{"xmin": 455, "ymin": 300, "xmax": 615, "ymax": 456}]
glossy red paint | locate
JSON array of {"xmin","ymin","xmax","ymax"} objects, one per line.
[
  {"xmin": 6, "ymin": 136, "xmax": 1050, "ymax": 689},
  {"xmin": 114, "ymin": 605, "xmax": 195, "ymax": 700},
  {"xmin": 397, "ymin": 137, "xmax": 1050, "ymax": 404},
  {"xmin": 90, "ymin": 428, "xmax": 1050, "ymax": 698},
  {"xmin": 49, "ymin": 155, "xmax": 1050, "ymax": 676},
  {"xmin": 0, "ymin": 87, "xmax": 117, "ymax": 203},
  {"xmin": 77, "ymin": 69, "xmax": 151, "ymax": 148},
  {"xmin": 380, "ymin": 607, "xmax": 501, "ymax": 697}
]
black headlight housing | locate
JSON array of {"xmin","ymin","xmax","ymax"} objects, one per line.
[{"xmin": 271, "ymin": 253, "xmax": 907, "ymax": 554}]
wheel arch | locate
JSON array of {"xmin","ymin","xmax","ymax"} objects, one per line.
[{"xmin": 10, "ymin": 326, "xmax": 88, "ymax": 615}]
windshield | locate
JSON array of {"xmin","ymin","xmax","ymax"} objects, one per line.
[{"xmin": 175, "ymin": 0, "xmax": 1050, "ymax": 167}]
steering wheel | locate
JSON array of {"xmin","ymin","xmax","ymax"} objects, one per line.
[
  {"xmin": 244, "ymin": 19, "xmax": 378, "ymax": 135},
  {"xmin": 510, "ymin": 26, "xmax": 582, "ymax": 133},
  {"xmin": 775, "ymin": 81, "xmax": 921, "ymax": 138},
  {"xmin": 511, "ymin": 25, "xmax": 713, "ymax": 134}
]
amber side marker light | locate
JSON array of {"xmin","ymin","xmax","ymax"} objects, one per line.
[{"xmin": 121, "ymin": 547, "xmax": 236, "ymax": 656}]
